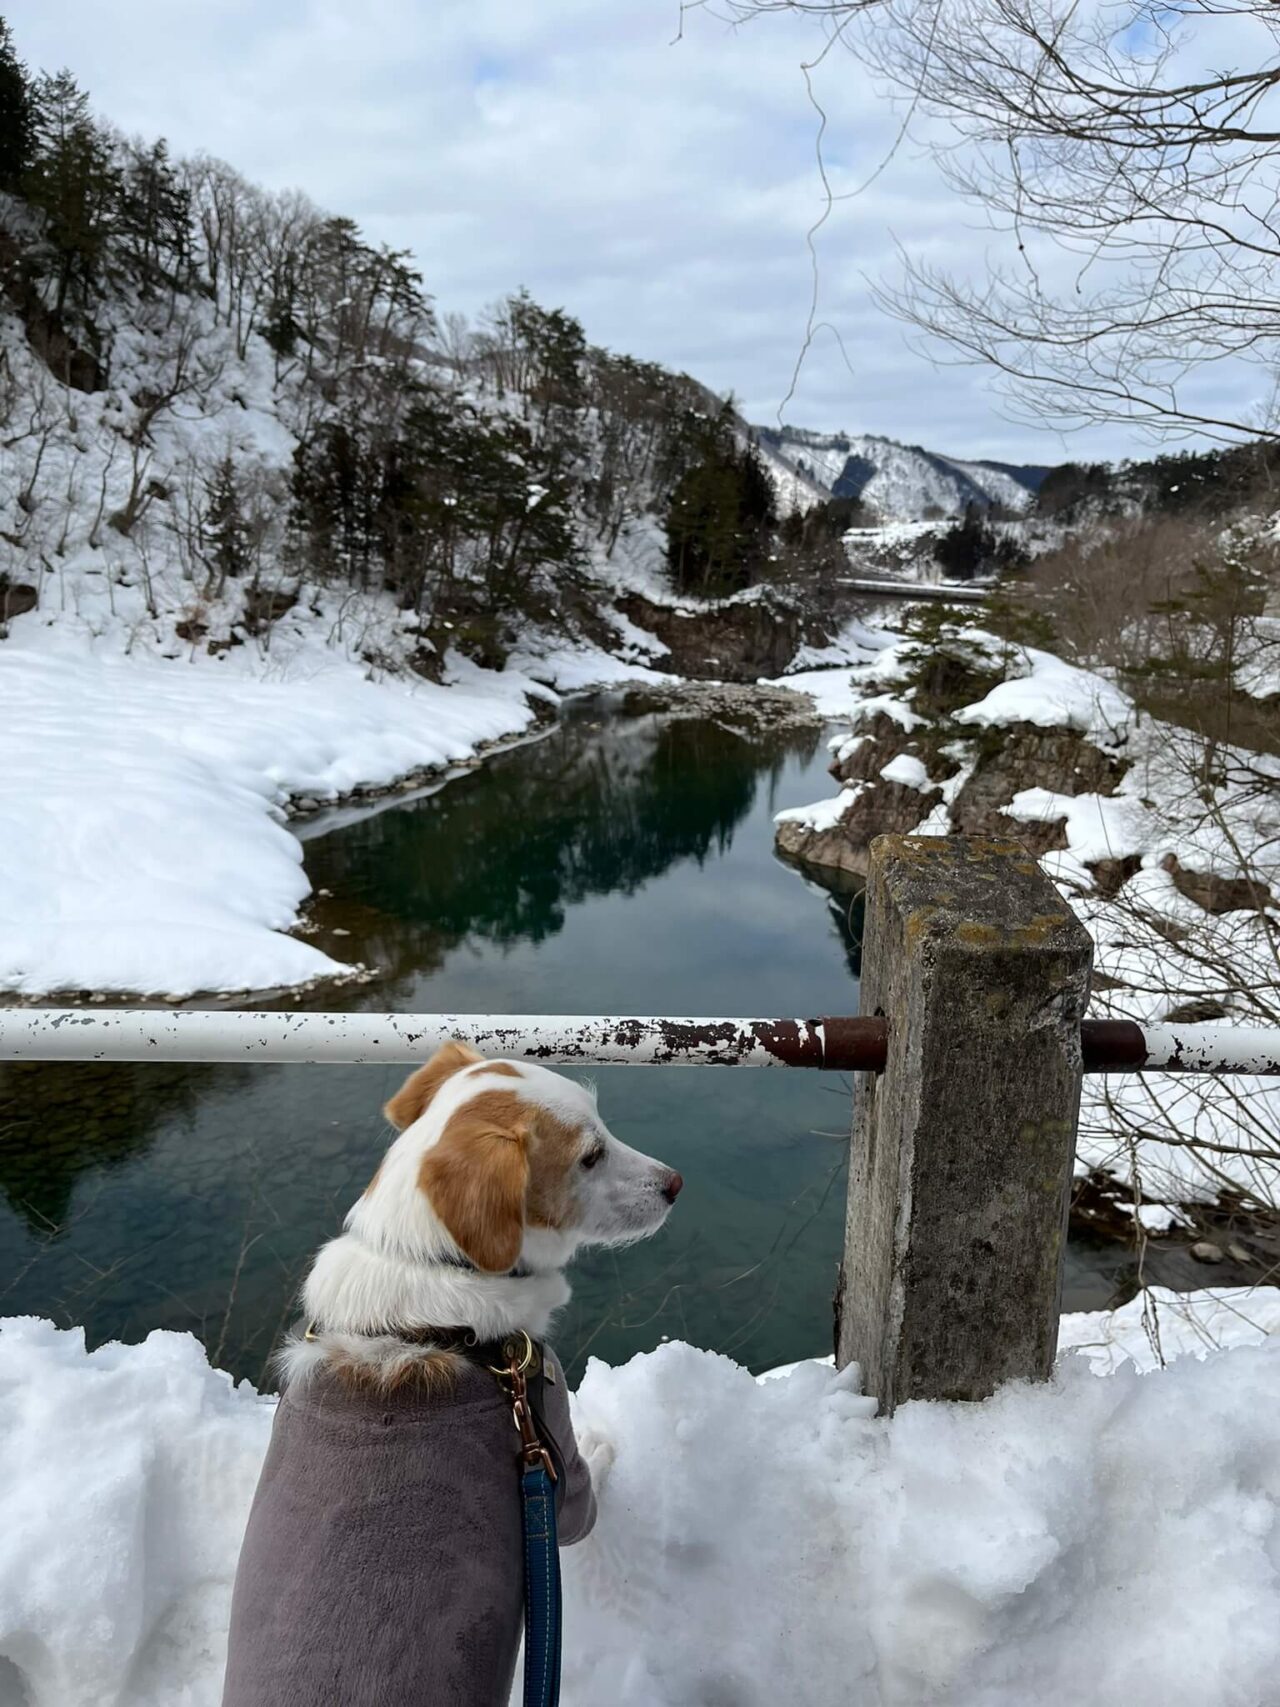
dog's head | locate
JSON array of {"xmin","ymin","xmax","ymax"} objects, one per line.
[{"xmin": 359, "ymin": 1041, "xmax": 682, "ymax": 1275}]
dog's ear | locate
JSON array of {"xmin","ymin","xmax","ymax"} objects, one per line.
[
  {"xmin": 418, "ymin": 1094, "xmax": 530, "ymax": 1273},
  {"xmin": 384, "ymin": 1040, "xmax": 483, "ymax": 1132}
]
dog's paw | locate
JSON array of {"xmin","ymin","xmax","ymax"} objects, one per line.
[{"xmin": 578, "ymin": 1427, "xmax": 616, "ymax": 1493}]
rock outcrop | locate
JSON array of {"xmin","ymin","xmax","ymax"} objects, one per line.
[
  {"xmin": 775, "ymin": 774, "xmax": 944, "ymax": 876},
  {"xmin": 0, "ymin": 577, "xmax": 38, "ymax": 623},
  {"xmin": 616, "ymin": 590, "xmax": 822, "ymax": 683},
  {"xmin": 777, "ymin": 701, "xmax": 1133, "ymax": 884}
]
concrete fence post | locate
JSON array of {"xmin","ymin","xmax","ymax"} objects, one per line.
[{"xmin": 835, "ymin": 834, "xmax": 1094, "ymax": 1414}]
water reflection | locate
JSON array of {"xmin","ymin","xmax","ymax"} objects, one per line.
[
  {"xmin": 2, "ymin": 706, "xmax": 866, "ymax": 1383},
  {"xmin": 303, "ymin": 711, "xmax": 818, "ymax": 972},
  {"xmin": 0, "ymin": 1061, "xmax": 246, "ymax": 1233}
]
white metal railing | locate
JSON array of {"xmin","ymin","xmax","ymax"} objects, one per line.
[
  {"xmin": 0, "ymin": 1010, "xmax": 844, "ymax": 1068},
  {"xmin": 0, "ymin": 1009, "xmax": 1278, "ymax": 1073}
]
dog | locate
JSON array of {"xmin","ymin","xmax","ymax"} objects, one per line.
[{"xmin": 221, "ymin": 1040, "xmax": 682, "ymax": 1707}]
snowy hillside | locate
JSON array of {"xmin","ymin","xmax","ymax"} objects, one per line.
[{"xmin": 756, "ymin": 424, "xmax": 1049, "ymax": 519}]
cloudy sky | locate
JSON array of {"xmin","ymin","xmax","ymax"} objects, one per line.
[{"xmin": 3, "ymin": 0, "xmax": 1228, "ymax": 464}]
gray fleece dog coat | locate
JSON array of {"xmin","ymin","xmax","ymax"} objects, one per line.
[{"xmin": 221, "ymin": 1348, "xmax": 595, "ymax": 1707}]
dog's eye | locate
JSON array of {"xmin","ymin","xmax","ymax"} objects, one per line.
[{"xmin": 580, "ymin": 1147, "xmax": 605, "ymax": 1171}]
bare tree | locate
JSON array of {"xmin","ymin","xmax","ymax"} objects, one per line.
[{"xmin": 715, "ymin": 0, "xmax": 1280, "ymax": 442}]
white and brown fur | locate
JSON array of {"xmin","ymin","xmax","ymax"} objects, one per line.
[{"xmin": 280, "ymin": 1041, "xmax": 683, "ymax": 1392}]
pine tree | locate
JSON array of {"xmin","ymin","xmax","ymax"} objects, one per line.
[
  {"xmin": 665, "ymin": 405, "xmax": 776, "ymax": 596},
  {"xmin": 118, "ymin": 138, "xmax": 192, "ymax": 290},
  {"xmin": 0, "ymin": 17, "xmax": 34, "ymax": 191},
  {"xmin": 203, "ymin": 456, "xmax": 251, "ymax": 591},
  {"xmin": 24, "ymin": 69, "xmax": 120, "ymax": 316},
  {"xmin": 933, "ymin": 503, "xmax": 994, "ymax": 581}
]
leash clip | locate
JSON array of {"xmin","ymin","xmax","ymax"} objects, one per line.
[{"xmin": 502, "ymin": 1340, "xmax": 558, "ymax": 1484}]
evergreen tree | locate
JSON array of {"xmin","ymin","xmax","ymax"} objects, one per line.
[
  {"xmin": 933, "ymin": 503, "xmax": 1028, "ymax": 581},
  {"xmin": 0, "ymin": 17, "xmax": 34, "ymax": 191},
  {"xmin": 289, "ymin": 416, "xmax": 384, "ymax": 585},
  {"xmin": 508, "ymin": 290, "xmax": 587, "ymax": 419},
  {"xmin": 118, "ymin": 138, "xmax": 192, "ymax": 290},
  {"xmin": 933, "ymin": 503, "xmax": 993, "ymax": 581},
  {"xmin": 1035, "ymin": 461, "xmax": 1115, "ymax": 519},
  {"xmin": 24, "ymin": 69, "xmax": 120, "ymax": 316},
  {"xmin": 202, "ymin": 456, "xmax": 250, "ymax": 590},
  {"xmin": 666, "ymin": 405, "xmax": 776, "ymax": 596}
]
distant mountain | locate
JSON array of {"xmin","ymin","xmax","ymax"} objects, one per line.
[{"xmin": 754, "ymin": 425, "xmax": 1051, "ymax": 521}]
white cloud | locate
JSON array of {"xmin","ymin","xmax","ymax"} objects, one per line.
[{"xmin": 4, "ymin": 0, "xmax": 1255, "ymax": 463}]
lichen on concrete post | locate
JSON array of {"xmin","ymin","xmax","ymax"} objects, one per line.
[{"xmin": 835, "ymin": 834, "xmax": 1093, "ymax": 1413}]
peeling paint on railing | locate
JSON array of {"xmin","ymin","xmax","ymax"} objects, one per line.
[
  {"xmin": 0, "ymin": 1010, "xmax": 1277, "ymax": 1073},
  {"xmin": 1080, "ymin": 1019, "xmax": 1280, "ymax": 1076},
  {"xmin": 0, "ymin": 1010, "xmax": 889, "ymax": 1068}
]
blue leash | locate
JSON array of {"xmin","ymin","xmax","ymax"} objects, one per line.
[
  {"xmin": 496, "ymin": 1334, "xmax": 563, "ymax": 1707},
  {"xmin": 520, "ymin": 1463, "xmax": 562, "ymax": 1707}
]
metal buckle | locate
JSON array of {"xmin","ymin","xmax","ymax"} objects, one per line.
[{"xmin": 488, "ymin": 1329, "xmax": 536, "ymax": 1377}]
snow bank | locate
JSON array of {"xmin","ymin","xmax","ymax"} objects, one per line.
[
  {"xmin": 0, "ymin": 1320, "xmax": 273, "ymax": 1707},
  {"xmin": 2, "ymin": 1303, "xmax": 1279, "ymax": 1707},
  {"xmin": 781, "ymin": 618, "xmax": 897, "ymax": 675},
  {"xmin": 880, "ymin": 752, "xmax": 932, "ymax": 790},
  {"xmin": 953, "ymin": 647, "xmax": 1132, "ymax": 741},
  {"xmin": 1057, "ymin": 1284, "xmax": 1280, "ymax": 1374},
  {"xmin": 0, "ymin": 628, "xmax": 538, "ymax": 997}
]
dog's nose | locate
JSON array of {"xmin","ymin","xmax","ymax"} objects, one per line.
[{"xmin": 663, "ymin": 1171, "xmax": 684, "ymax": 1204}]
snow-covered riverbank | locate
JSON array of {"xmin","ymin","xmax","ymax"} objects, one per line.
[
  {"xmin": 0, "ymin": 559, "xmax": 707, "ymax": 1002},
  {"xmin": 0, "ymin": 622, "xmax": 550, "ymax": 998},
  {"xmin": 1, "ymin": 1297, "xmax": 1278, "ymax": 1707},
  {"xmin": 0, "ymin": 584, "xmax": 808, "ymax": 1001}
]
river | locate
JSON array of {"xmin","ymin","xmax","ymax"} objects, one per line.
[{"xmin": 0, "ymin": 695, "xmax": 1154, "ymax": 1387}]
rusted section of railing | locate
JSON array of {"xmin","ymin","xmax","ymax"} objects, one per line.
[{"xmin": 0, "ymin": 1008, "xmax": 1277, "ymax": 1072}]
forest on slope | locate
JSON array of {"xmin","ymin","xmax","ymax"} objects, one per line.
[{"xmin": 0, "ymin": 16, "xmax": 829, "ymax": 685}]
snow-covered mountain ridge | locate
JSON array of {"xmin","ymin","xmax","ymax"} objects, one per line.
[{"xmin": 755, "ymin": 423, "xmax": 1050, "ymax": 520}]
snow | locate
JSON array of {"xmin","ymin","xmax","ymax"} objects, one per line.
[
  {"xmin": 3, "ymin": 1304, "xmax": 1280, "ymax": 1707},
  {"xmin": 0, "ymin": 625, "xmax": 541, "ymax": 997},
  {"xmin": 1240, "ymin": 617, "xmax": 1280, "ymax": 698},
  {"xmin": 880, "ymin": 752, "xmax": 931, "ymax": 790},
  {"xmin": 764, "ymin": 1284, "xmax": 1280, "ymax": 1381},
  {"xmin": 1132, "ymin": 1202, "xmax": 1192, "ymax": 1233},
  {"xmin": 770, "ymin": 622, "xmax": 1280, "ymax": 1210},
  {"xmin": 1005, "ymin": 785, "xmax": 1144, "ymax": 865},
  {"xmin": 775, "ymin": 783, "xmax": 866, "ymax": 835},
  {"xmin": 830, "ymin": 731, "xmax": 869, "ymax": 765},
  {"xmin": 769, "ymin": 667, "xmax": 925, "ymax": 727},
  {"xmin": 1056, "ymin": 1285, "xmax": 1280, "ymax": 1374},
  {"xmin": 586, "ymin": 517, "xmax": 681, "ymax": 606},
  {"xmin": 783, "ymin": 618, "xmax": 896, "ymax": 674},
  {"xmin": 909, "ymin": 799, "xmax": 953, "ymax": 836},
  {"xmin": 1077, "ymin": 1066, "xmax": 1280, "ymax": 1208},
  {"xmin": 953, "ymin": 648, "xmax": 1132, "ymax": 743},
  {"xmin": 508, "ymin": 629, "xmax": 675, "ymax": 695},
  {"xmin": 843, "ymin": 520, "xmax": 942, "ymax": 552},
  {"xmin": 0, "ymin": 1319, "xmax": 273, "ymax": 1707}
]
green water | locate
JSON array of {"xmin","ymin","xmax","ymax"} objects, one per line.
[{"xmin": 0, "ymin": 699, "xmax": 1135, "ymax": 1388}]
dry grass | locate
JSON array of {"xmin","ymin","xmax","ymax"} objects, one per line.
[{"xmin": 1014, "ymin": 515, "xmax": 1280, "ymax": 753}]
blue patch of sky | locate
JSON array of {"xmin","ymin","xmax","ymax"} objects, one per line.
[{"xmin": 472, "ymin": 53, "xmax": 509, "ymax": 86}]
